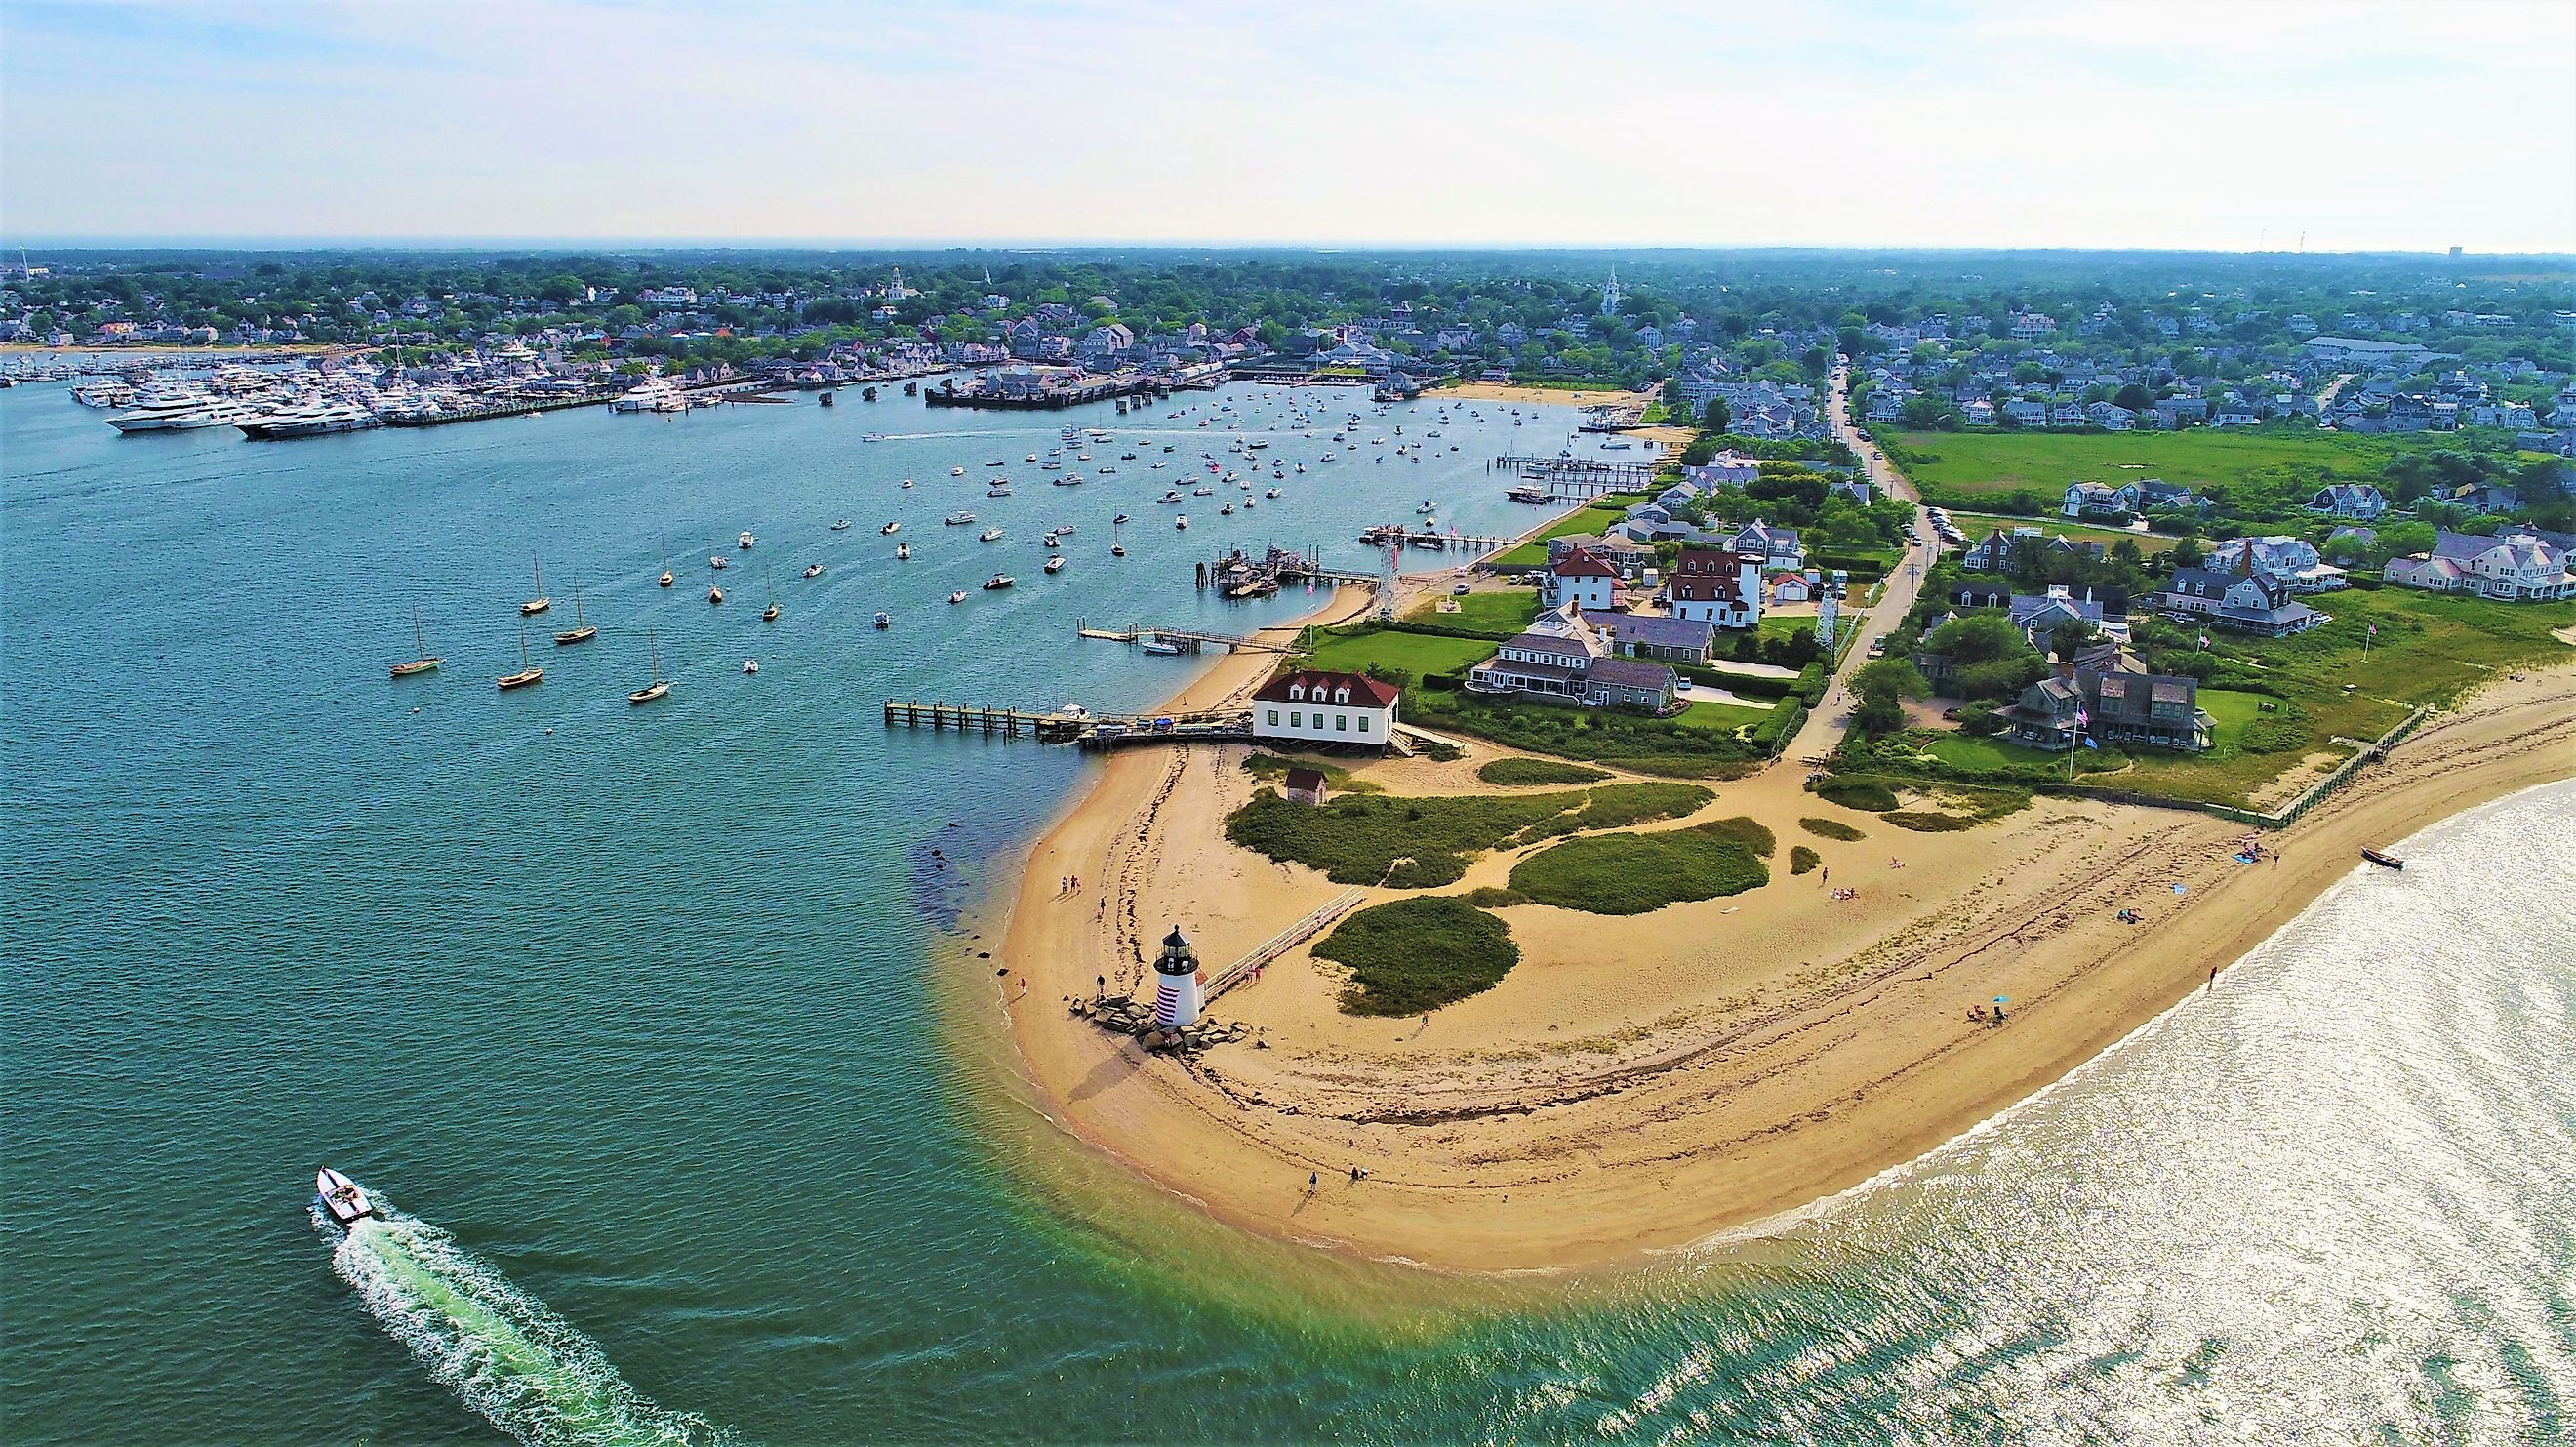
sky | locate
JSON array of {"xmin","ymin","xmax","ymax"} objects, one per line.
[{"xmin": 4, "ymin": 0, "xmax": 2572, "ymax": 253}]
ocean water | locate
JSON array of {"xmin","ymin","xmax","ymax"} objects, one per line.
[{"xmin": 4, "ymin": 382, "xmax": 2569, "ymax": 1445}]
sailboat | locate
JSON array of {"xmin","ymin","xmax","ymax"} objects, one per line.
[
  {"xmin": 761, "ymin": 574, "xmax": 780, "ymax": 623},
  {"xmin": 389, "ymin": 607, "xmax": 441, "ymax": 678},
  {"xmin": 552, "ymin": 586, "xmax": 596, "ymax": 645},
  {"xmin": 497, "ymin": 626, "xmax": 543, "ymax": 690},
  {"xmin": 628, "ymin": 628, "xmax": 670, "ymax": 704},
  {"xmin": 520, "ymin": 557, "xmax": 552, "ymax": 615},
  {"xmin": 659, "ymin": 544, "xmax": 674, "ymax": 589}
]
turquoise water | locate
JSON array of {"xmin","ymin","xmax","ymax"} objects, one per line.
[{"xmin": 5, "ymin": 382, "xmax": 2569, "ymax": 1445}]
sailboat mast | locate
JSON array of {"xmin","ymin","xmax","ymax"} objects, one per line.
[{"xmin": 413, "ymin": 606, "xmax": 426, "ymax": 657}]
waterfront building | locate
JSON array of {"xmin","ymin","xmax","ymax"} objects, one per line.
[
  {"xmin": 1664, "ymin": 545, "xmax": 1761, "ymax": 629},
  {"xmin": 1251, "ymin": 670, "xmax": 1399, "ymax": 749},
  {"xmin": 1468, "ymin": 604, "xmax": 1680, "ymax": 711},
  {"xmin": 2382, "ymin": 529, "xmax": 2576, "ymax": 601},
  {"xmin": 2158, "ymin": 567, "xmax": 2324, "ymax": 635},
  {"xmin": 2004, "ymin": 656, "xmax": 2212, "ymax": 752}
]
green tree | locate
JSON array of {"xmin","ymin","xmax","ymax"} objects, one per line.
[{"xmin": 1701, "ymin": 397, "xmax": 1731, "ymax": 432}]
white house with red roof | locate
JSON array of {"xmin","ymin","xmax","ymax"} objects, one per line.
[
  {"xmin": 1251, "ymin": 669, "xmax": 1401, "ymax": 748},
  {"xmin": 1665, "ymin": 544, "xmax": 1762, "ymax": 629},
  {"xmin": 1540, "ymin": 546, "xmax": 1621, "ymax": 611}
]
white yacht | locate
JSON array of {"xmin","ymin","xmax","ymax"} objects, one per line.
[
  {"xmin": 73, "ymin": 378, "xmax": 137, "ymax": 409},
  {"xmin": 106, "ymin": 381, "xmax": 257, "ymax": 433},
  {"xmin": 612, "ymin": 376, "xmax": 688, "ymax": 413},
  {"xmin": 238, "ymin": 397, "xmax": 383, "ymax": 439}
]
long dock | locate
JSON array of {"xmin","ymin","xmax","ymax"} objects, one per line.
[
  {"xmin": 1073, "ymin": 621, "xmax": 1288, "ymax": 654},
  {"xmin": 881, "ymin": 698, "xmax": 1254, "ymax": 748},
  {"xmin": 881, "ymin": 700, "xmax": 1089, "ymax": 739},
  {"xmin": 1488, "ymin": 454, "xmax": 1662, "ymax": 498}
]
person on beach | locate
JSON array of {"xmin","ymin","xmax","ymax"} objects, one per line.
[
  {"xmin": 2207, "ymin": 966, "xmax": 2218, "ymax": 991},
  {"xmin": 1097, "ymin": 973, "xmax": 1107, "ymax": 998},
  {"xmin": 1308, "ymin": 1172, "xmax": 1319, "ymax": 1195}
]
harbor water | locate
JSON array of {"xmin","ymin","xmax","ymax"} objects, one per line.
[{"xmin": 3, "ymin": 382, "xmax": 2569, "ymax": 1445}]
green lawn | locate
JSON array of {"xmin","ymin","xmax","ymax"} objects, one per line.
[
  {"xmin": 1226, "ymin": 782, "xmax": 1711, "ymax": 888},
  {"xmin": 1948, "ymin": 511, "xmax": 2180, "ymax": 554},
  {"xmin": 1409, "ymin": 588, "xmax": 1540, "ymax": 636},
  {"xmin": 1313, "ymin": 897, "xmax": 1520, "ymax": 1016},
  {"xmin": 1487, "ymin": 496, "xmax": 1645, "ymax": 568},
  {"xmin": 1302, "ymin": 627, "xmax": 1497, "ymax": 680},
  {"xmin": 1879, "ymin": 428, "xmax": 2488, "ymax": 520},
  {"xmin": 1674, "ymin": 699, "xmax": 1774, "ymax": 733},
  {"xmin": 1507, "ymin": 824, "xmax": 1770, "ymax": 914}
]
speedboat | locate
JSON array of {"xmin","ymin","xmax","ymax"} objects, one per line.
[
  {"xmin": 979, "ymin": 527, "xmax": 1003, "ymax": 543},
  {"xmin": 738, "ymin": 531, "xmax": 756, "ymax": 549},
  {"xmin": 803, "ymin": 563, "xmax": 824, "ymax": 579},
  {"xmin": 881, "ymin": 521, "xmax": 901, "ymax": 535},
  {"xmin": 901, "ymin": 477, "xmax": 914, "ymax": 489},
  {"xmin": 873, "ymin": 612, "xmax": 891, "ymax": 630},
  {"xmin": 1045, "ymin": 556, "xmax": 1065, "ymax": 574},
  {"xmin": 952, "ymin": 466, "xmax": 966, "ymax": 476},
  {"xmin": 987, "ymin": 483, "xmax": 1013, "ymax": 498},
  {"xmin": 1175, "ymin": 514, "xmax": 1189, "ymax": 530},
  {"xmin": 1267, "ymin": 488, "xmax": 1282, "ymax": 499},
  {"xmin": 1051, "ymin": 524, "xmax": 1076, "ymax": 537},
  {"xmin": 1193, "ymin": 486, "xmax": 1213, "ymax": 497},
  {"xmin": 896, "ymin": 543, "xmax": 912, "ymax": 560},
  {"xmin": 742, "ymin": 659, "xmax": 759, "ymax": 675},
  {"xmin": 1111, "ymin": 513, "xmax": 1130, "ymax": 524},
  {"xmin": 1157, "ymin": 490, "xmax": 1184, "ymax": 503},
  {"xmin": 984, "ymin": 573, "xmax": 1015, "ymax": 590},
  {"xmin": 945, "ymin": 510, "xmax": 976, "ymax": 526},
  {"xmin": 1220, "ymin": 502, "xmax": 1234, "ymax": 515},
  {"xmin": 315, "ymin": 1168, "xmax": 382, "ymax": 1227},
  {"xmin": 710, "ymin": 555, "xmax": 729, "ymax": 570},
  {"xmin": 831, "ymin": 518, "xmax": 854, "ymax": 532},
  {"xmin": 949, "ymin": 590, "xmax": 967, "ymax": 604}
]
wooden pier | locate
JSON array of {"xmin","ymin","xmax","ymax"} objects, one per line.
[
  {"xmin": 1488, "ymin": 454, "xmax": 1662, "ymax": 498},
  {"xmin": 881, "ymin": 700, "xmax": 1090, "ymax": 740},
  {"xmin": 1074, "ymin": 621, "xmax": 1287, "ymax": 654}
]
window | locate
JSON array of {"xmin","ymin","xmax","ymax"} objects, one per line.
[
  {"xmin": 1289, "ymin": 712, "xmax": 1301, "ymax": 728},
  {"xmin": 1357, "ymin": 716, "xmax": 1370, "ymax": 733},
  {"xmin": 1335, "ymin": 713, "xmax": 1348, "ymax": 732},
  {"xmin": 1267, "ymin": 709, "xmax": 1278, "ymax": 726}
]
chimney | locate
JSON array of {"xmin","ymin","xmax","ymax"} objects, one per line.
[{"xmin": 2054, "ymin": 649, "xmax": 2076, "ymax": 684}]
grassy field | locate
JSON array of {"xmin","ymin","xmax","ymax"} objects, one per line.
[
  {"xmin": 1881, "ymin": 428, "xmax": 2416, "ymax": 512},
  {"xmin": 1410, "ymin": 589, "xmax": 1541, "ymax": 636},
  {"xmin": 1507, "ymin": 824, "xmax": 1770, "ymax": 914},
  {"xmin": 1313, "ymin": 897, "xmax": 1520, "ymax": 1015},
  {"xmin": 1947, "ymin": 511, "xmax": 2181, "ymax": 554},
  {"xmin": 1476, "ymin": 757, "xmax": 1611, "ymax": 786},
  {"xmin": 1674, "ymin": 699, "xmax": 1775, "ymax": 733},
  {"xmin": 1225, "ymin": 782, "xmax": 1711, "ymax": 888},
  {"xmin": 1487, "ymin": 497, "xmax": 1643, "ymax": 568},
  {"xmin": 1302, "ymin": 627, "xmax": 1497, "ymax": 680}
]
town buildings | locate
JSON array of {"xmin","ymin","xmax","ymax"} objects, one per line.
[
  {"xmin": 1467, "ymin": 604, "xmax": 1681, "ymax": 711},
  {"xmin": 1250, "ymin": 671, "xmax": 1400, "ymax": 749},
  {"xmin": 2381, "ymin": 529, "xmax": 2576, "ymax": 601}
]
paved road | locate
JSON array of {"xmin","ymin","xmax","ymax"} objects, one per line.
[{"xmin": 1777, "ymin": 364, "xmax": 1945, "ymax": 761}]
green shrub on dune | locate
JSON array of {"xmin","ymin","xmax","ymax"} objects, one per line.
[
  {"xmin": 1508, "ymin": 824, "xmax": 1770, "ymax": 915},
  {"xmin": 1798, "ymin": 817, "xmax": 1866, "ymax": 841},
  {"xmin": 1314, "ymin": 897, "xmax": 1521, "ymax": 1015}
]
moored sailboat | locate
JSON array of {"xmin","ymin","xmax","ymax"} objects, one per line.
[
  {"xmin": 628, "ymin": 628, "xmax": 670, "ymax": 704},
  {"xmin": 497, "ymin": 627, "xmax": 543, "ymax": 690},
  {"xmin": 520, "ymin": 557, "xmax": 552, "ymax": 616},
  {"xmin": 552, "ymin": 586, "xmax": 596, "ymax": 645},
  {"xmin": 390, "ymin": 607, "xmax": 441, "ymax": 678}
]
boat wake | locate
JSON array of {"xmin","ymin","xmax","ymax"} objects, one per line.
[{"xmin": 320, "ymin": 1193, "xmax": 729, "ymax": 1446}]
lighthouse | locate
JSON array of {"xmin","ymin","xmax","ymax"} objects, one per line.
[{"xmin": 1151, "ymin": 926, "xmax": 1204, "ymax": 1030}]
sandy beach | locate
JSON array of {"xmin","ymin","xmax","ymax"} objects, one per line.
[{"xmin": 986, "ymin": 624, "xmax": 2576, "ymax": 1273}]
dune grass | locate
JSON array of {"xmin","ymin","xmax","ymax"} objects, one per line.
[
  {"xmin": 1798, "ymin": 816, "xmax": 1867, "ymax": 841},
  {"xmin": 1507, "ymin": 824, "xmax": 1770, "ymax": 915},
  {"xmin": 1314, "ymin": 897, "xmax": 1521, "ymax": 1015},
  {"xmin": 1791, "ymin": 846, "xmax": 1822, "ymax": 875},
  {"xmin": 1476, "ymin": 757, "xmax": 1612, "ymax": 786},
  {"xmin": 1227, "ymin": 782, "xmax": 1711, "ymax": 888}
]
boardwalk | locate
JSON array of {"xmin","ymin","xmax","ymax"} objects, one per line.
[
  {"xmin": 1204, "ymin": 889, "xmax": 1367, "ymax": 1003},
  {"xmin": 1489, "ymin": 454, "xmax": 1662, "ymax": 498},
  {"xmin": 1073, "ymin": 622, "xmax": 1288, "ymax": 654}
]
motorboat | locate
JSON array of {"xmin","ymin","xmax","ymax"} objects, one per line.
[
  {"xmin": 987, "ymin": 483, "xmax": 1013, "ymax": 497},
  {"xmin": 1220, "ymin": 502, "xmax": 1234, "ymax": 515},
  {"xmin": 881, "ymin": 521, "xmax": 901, "ymax": 535},
  {"xmin": 709, "ymin": 555, "xmax": 729, "ymax": 570},
  {"xmin": 1175, "ymin": 514, "xmax": 1189, "ymax": 530},
  {"xmin": 949, "ymin": 590, "xmax": 968, "ymax": 604},
  {"xmin": 612, "ymin": 376, "xmax": 687, "ymax": 413},
  {"xmin": 901, "ymin": 477, "xmax": 914, "ymax": 489},
  {"xmin": 1051, "ymin": 524, "xmax": 1076, "ymax": 536},
  {"xmin": 743, "ymin": 659, "xmax": 759, "ymax": 675},
  {"xmin": 738, "ymin": 531, "xmax": 756, "ymax": 549},
  {"xmin": 945, "ymin": 510, "xmax": 977, "ymax": 526},
  {"xmin": 1156, "ymin": 491, "xmax": 1184, "ymax": 504},
  {"xmin": 315, "ymin": 1168, "xmax": 382, "ymax": 1227},
  {"xmin": 832, "ymin": 518, "xmax": 855, "ymax": 532},
  {"xmin": 979, "ymin": 527, "xmax": 1003, "ymax": 543},
  {"xmin": 1044, "ymin": 534, "xmax": 1061, "ymax": 549},
  {"xmin": 952, "ymin": 466, "xmax": 967, "ymax": 476},
  {"xmin": 1045, "ymin": 556, "xmax": 1065, "ymax": 574},
  {"xmin": 1267, "ymin": 488, "xmax": 1282, "ymax": 499},
  {"xmin": 1193, "ymin": 486, "xmax": 1213, "ymax": 497},
  {"xmin": 873, "ymin": 612, "xmax": 891, "ymax": 630},
  {"xmin": 708, "ymin": 585, "xmax": 725, "ymax": 604},
  {"xmin": 896, "ymin": 543, "xmax": 911, "ymax": 560},
  {"xmin": 803, "ymin": 563, "xmax": 824, "ymax": 579},
  {"xmin": 983, "ymin": 573, "xmax": 1015, "ymax": 590},
  {"xmin": 1141, "ymin": 638, "xmax": 1184, "ymax": 656}
]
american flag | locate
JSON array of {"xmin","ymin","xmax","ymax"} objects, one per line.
[
  {"xmin": 2073, "ymin": 707, "xmax": 2090, "ymax": 728},
  {"xmin": 2368, "ymin": 623, "xmax": 2378, "ymax": 636}
]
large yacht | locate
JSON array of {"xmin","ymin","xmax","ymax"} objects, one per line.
[
  {"xmin": 238, "ymin": 396, "xmax": 383, "ymax": 439},
  {"xmin": 611, "ymin": 376, "xmax": 688, "ymax": 413},
  {"xmin": 105, "ymin": 381, "xmax": 258, "ymax": 433}
]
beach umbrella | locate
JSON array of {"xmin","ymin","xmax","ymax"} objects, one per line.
[{"xmin": 1993, "ymin": 996, "xmax": 2010, "ymax": 1005}]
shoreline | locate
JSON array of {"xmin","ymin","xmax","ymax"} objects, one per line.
[{"xmin": 986, "ymin": 594, "xmax": 2575, "ymax": 1272}]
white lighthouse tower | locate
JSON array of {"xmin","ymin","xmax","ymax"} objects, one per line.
[{"xmin": 1151, "ymin": 926, "xmax": 1204, "ymax": 1029}]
